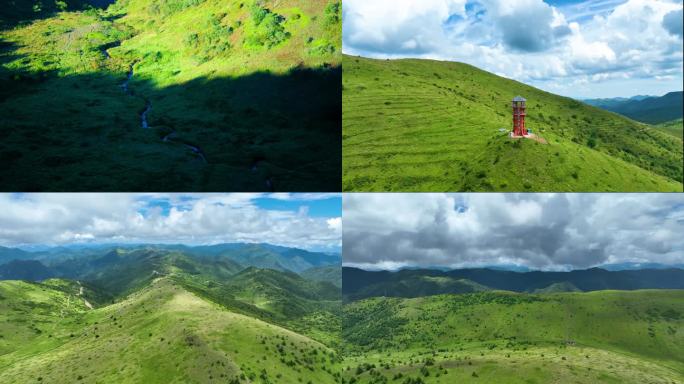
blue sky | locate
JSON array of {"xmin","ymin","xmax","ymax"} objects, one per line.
[
  {"xmin": 0, "ymin": 194, "xmax": 342, "ymax": 252},
  {"xmin": 343, "ymin": 0, "xmax": 683, "ymax": 98}
]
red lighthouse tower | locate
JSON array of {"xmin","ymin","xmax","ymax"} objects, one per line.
[{"xmin": 512, "ymin": 96, "xmax": 527, "ymax": 137}]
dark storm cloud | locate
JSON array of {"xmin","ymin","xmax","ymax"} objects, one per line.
[
  {"xmin": 343, "ymin": 194, "xmax": 684, "ymax": 271},
  {"xmin": 494, "ymin": 3, "xmax": 571, "ymax": 52},
  {"xmin": 662, "ymin": 8, "xmax": 683, "ymax": 38}
]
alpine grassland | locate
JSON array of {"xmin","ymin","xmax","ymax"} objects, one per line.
[
  {"xmin": 0, "ymin": 0, "xmax": 341, "ymax": 191},
  {"xmin": 0, "ymin": 246, "xmax": 342, "ymax": 383},
  {"xmin": 342, "ymin": 55, "xmax": 683, "ymax": 192},
  {"xmin": 655, "ymin": 119, "xmax": 684, "ymax": 139},
  {"xmin": 342, "ymin": 290, "xmax": 684, "ymax": 384}
]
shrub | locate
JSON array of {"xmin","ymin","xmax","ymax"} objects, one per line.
[
  {"xmin": 245, "ymin": 6, "xmax": 290, "ymax": 48},
  {"xmin": 250, "ymin": 3, "xmax": 270, "ymax": 25},
  {"xmin": 324, "ymin": 2, "xmax": 341, "ymax": 25}
]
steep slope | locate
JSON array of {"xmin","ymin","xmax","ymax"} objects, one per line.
[
  {"xmin": 0, "ymin": 246, "xmax": 32, "ymax": 264},
  {"xmin": 0, "ymin": 260, "xmax": 55, "ymax": 280},
  {"xmin": 0, "ymin": 277, "xmax": 340, "ymax": 383},
  {"xmin": 0, "ymin": 0, "xmax": 341, "ymax": 191},
  {"xmin": 181, "ymin": 266, "xmax": 342, "ymax": 347},
  {"xmin": 342, "ymin": 290, "xmax": 684, "ymax": 384},
  {"xmin": 0, "ymin": 280, "xmax": 90, "ymax": 357},
  {"xmin": 301, "ymin": 265, "xmax": 342, "ymax": 287},
  {"xmin": 46, "ymin": 248, "xmax": 244, "ymax": 296},
  {"xmin": 342, "ymin": 55, "xmax": 683, "ymax": 192}
]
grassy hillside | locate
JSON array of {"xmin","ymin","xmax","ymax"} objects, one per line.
[
  {"xmin": 342, "ymin": 290, "xmax": 684, "ymax": 384},
  {"xmin": 0, "ymin": 277, "xmax": 341, "ymax": 383},
  {"xmin": 0, "ymin": 0, "xmax": 341, "ymax": 191},
  {"xmin": 342, "ymin": 55, "xmax": 683, "ymax": 192},
  {"xmin": 0, "ymin": 246, "xmax": 343, "ymax": 349},
  {"xmin": 655, "ymin": 119, "xmax": 684, "ymax": 140}
]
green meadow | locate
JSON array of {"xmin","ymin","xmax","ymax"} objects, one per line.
[
  {"xmin": 0, "ymin": 0, "xmax": 341, "ymax": 191},
  {"xmin": 0, "ymin": 278, "xmax": 341, "ymax": 383},
  {"xmin": 342, "ymin": 290, "xmax": 684, "ymax": 384},
  {"xmin": 0, "ymin": 246, "xmax": 343, "ymax": 383},
  {"xmin": 655, "ymin": 119, "xmax": 684, "ymax": 140},
  {"xmin": 342, "ymin": 55, "xmax": 683, "ymax": 192}
]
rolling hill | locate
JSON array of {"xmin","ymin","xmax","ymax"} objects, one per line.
[
  {"xmin": 0, "ymin": 0, "xmax": 341, "ymax": 191},
  {"xmin": 342, "ymin": 290, "xmax": 684, "ymax": 383},
  {"xmin": 0, "ymin": 277, "xmax": 340, "ymax": 383},
  {"xmin": 342, "ymin": 267, "xmax": 684, "ymax": 301},
  {"xmin": 0, "ymin": 246, "xmax": 342, "ymax": 383},
  {"xmin": 585, "ymin": 92, "xmax": 683, "ymax": 125},
  {"xmin": 342, "ymin": 55, "xmax": 683, "ymax": 192}
]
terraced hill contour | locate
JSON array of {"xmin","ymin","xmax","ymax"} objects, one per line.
[{"xmin": 342, "ymin": 55, "xmax": 683, "ymax": 192}]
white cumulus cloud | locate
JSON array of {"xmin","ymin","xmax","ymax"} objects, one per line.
[
  {"xmin": 0, "ymin": 194, "xmax": 341, "ymax": 252},
  {"xmin": 343, "ymin": 0, "xmax": 683, "ymax": 98}
]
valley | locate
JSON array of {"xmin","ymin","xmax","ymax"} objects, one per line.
[
  {"xmin": 0, "ymin": 244, "xmax": 343, "ymax": 383},
  {"xmin": 342, "ymin": 55, "xmax": 683, "ymax": 192},
  {"xmin": 0, "ymin": 0, "xmax": 341, "ymax": 191},
  {"xmin": 341, "ymin": 289, "xmax": 684, "ymax": 384}
]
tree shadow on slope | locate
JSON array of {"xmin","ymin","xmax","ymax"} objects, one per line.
[
  {"xmin": 0, "ymin": 0, "xmax": 116, "ymax": 29},
  {"xmin": 0, "ymin": 63, "xmax": 341, "ymax": 192}
]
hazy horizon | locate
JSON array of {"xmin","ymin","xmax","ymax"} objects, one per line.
[{"xmin": 0, "ymin": 193, "xmax": 342, "ymax": 253}]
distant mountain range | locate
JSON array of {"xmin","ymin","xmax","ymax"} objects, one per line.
[
  {"xmin": 0, "ymin": 243, "xmax": 340, "ymax": 276},
  {"xmin": 0, "ymin": 245, "xmax": 341, "ymax": 332},
  {"xmin": 583, "ymin": 91, "xmax": 683, "ymax": 124},
  {"xmin": 343, "ymin": 266, "xmax": 684, "ymax": 301}
]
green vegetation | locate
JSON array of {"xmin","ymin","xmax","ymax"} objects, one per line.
[
  {"xmin": 342, "ymin": 290, "xmax": 684, "ymax": 383},
  {"xmin": 0, "ymin": 278, "xmax": 340, "ymax": 383},
  {"xmin": 342, "ymin": 55, "xmax": 683, "ymax": 192},
  {"xmin": 655, "ymin": 119, "xmax": 683, "ymax": 140},
  {"xmin": 346, "ymin": 275, "xmax": 489, "ymax": 301},
  {"xmin": 301, "ymin": 265, "xmax": 343, "ymax": 288},
  {"xmin": 0, "ymin": 247, "xmax": 342, "ymax": 383},
  {"xmin": 0, "ymin": 0, "xmax": 341, "ymax": 191},
  {"xmin": 585, "ymin": 92, "xmax": 683, "ymax": 125}
]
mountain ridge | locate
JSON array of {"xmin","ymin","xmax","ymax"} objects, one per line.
[
  {"xmin": 343, "ymin": 266, "xmax": 684, "ymax": 300},
  {"xmin": 584, "ymin": 91, "xmax": 683, "ymax": 124}
]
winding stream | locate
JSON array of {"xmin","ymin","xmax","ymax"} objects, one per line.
[
  {"xmin": 103, "ymin": 46, "xmax": 284, "ymax": 185},
  {"xmin": 113, "ymin": 55, "xmax": 207, "ymax": 164},
  {"xmin": 141, "ymin": 101, "xmax": 151, "ymax": 129}
]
